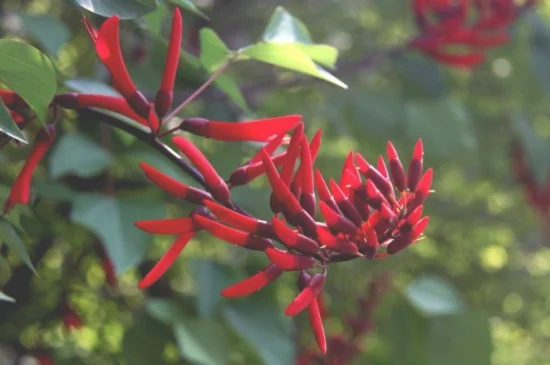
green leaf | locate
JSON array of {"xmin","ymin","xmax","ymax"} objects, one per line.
[
  {"xmin": 529, "ymin": 14, "xmax": 550, "ymax": 94},
  {"xmin": 199, "ymin": 28, "xmax": 231, "ymax": 72},
  {"xmin": 0, "ymin": 40, "xmax": 57, "ymax": 124},
  {"xmin": 240, "ymin": 43, "xmax": 347, "ymax": 89},
  {"xmin": 70, "ymin": 194, "xmax": 166, "ymax": 274},
  {"xmin": 405, "ymin": 275, "xmax": 465, "ymax": 317},
  {"xmin": 123, "ymin": 314, "xmax": 173, "ymax": 365},
  {"xmin": 146, "ymin": 298, "xmax": 188, "ymax": 325},
  {"xmin": 169, "ymin": 0, "xmax": 209, "ymax": 20},
  {"xmin": 190, "ymin": 259, "xmax": 234, "ymax": 317},
  {"xmin": 49, "ymin": 134, "xmax": 113, "ymax": 179},
  {"xmin": 405, "ymin": 98, "xmax": 477, "ymax": 158},
  {"xmin": 174, "ymin": 317, "xmax": 229, "ymax": 365},
  {"xmin": 512, "ymin": 115, "xmax": 550, "ymax": 186},
  {"xmin": 427, "ymin": 310, "xmax": 493, "ymax": 365},
  {"xmin": 0, "ymin": 218, "xmax": 35, "ymax": 273},
  {"xmin": 262, "ymin": 6, "xmax": 338, "ymax": 68},
  {"xmin": 33, "ymin": 178, "xmax": 76, "ymax": 202},
  {"xmin": 388, "ymin": 300, "xmax": 429, "ymax": 365},
  {"xmin": 223, "ymin": 300, "xmax": 294, "ymax": 365},
  {"xmin": 214, "ymin": 75, "xmax": 250, "ymax": 112},
  {"xmin": 0, "ymin": 99, "xmax": 27, "ymax": 144},
  {"xmin": 123, "ymin": 149, "xmax": 196, "ymax": 185},
  {"xmin": 19, "ymin": 14, "xmax": 71, "ymax": 56},
  {"xmin": 72, "ymin": 0, "xmax": 157, "ymax": 19},
  {"xmin": 0, "ymin": 291, "xmax": 15, "ymax": 303}
]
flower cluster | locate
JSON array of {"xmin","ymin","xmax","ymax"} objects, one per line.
[
  {"xmin": 411, "ymin": 0, "xmax": 538, "ymax": 67},
  {"xmin": 296, "ymin": 275, "xmax": 388, "ymax": 363},
  {"xmin": 136, "ymin": 120, "xmax": 432, "ymax": 352}
]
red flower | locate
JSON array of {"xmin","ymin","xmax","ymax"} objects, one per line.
[
  {"xmin": 3, "ymin": 125, "xmax": 56, "ymax": 214},
  {"xmin": 136, "ymin": 120, "xmax": 433, "ymax": 353},
  {"xmin": 410, "ymin": 0, "xmax": 535, "ymax": 68}
]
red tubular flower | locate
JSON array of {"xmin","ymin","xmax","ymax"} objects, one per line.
[
  {"xmin": 221, "ymin": 263, "xmax": 285, "ymax": 298},
  {"xmin": 265, "ymin": 247, "xmax": 317, "ymax": 271},
  {"xmin": 173, "ymin": 136, "xmax": 230, "ymax": 204},
  {"xmin": 155, "ymin": 8, "xmax": 182, "ymax": 117},
  {"xmin": 84, "ymin": 16, "xmax": 150, "ymax": 118},
  {"xmin": 286, "ymin": 272, "xmax": 326, "ymax": 316},
  {"xmin": 139, "ymin": 162, "xmax": 212, "ymax": 204},
  {"xmin": 180, "ymin": 115, "xmax": 302, "ymax": 142},
  {"xmin": 271, "ymin": 217, "xmax": 320, "ymax": 254},
  {"xmin": 3, "ymin": 125, "xmax": 56, "ymax": 214},
  {"xmin": 139, "ymin": 232, "xmax": 195, "ymax": 289}
]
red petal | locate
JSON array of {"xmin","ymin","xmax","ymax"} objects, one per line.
[
  {"xmin": 3, "ymin": 126, "xmax": 55, "ymax": 214},
  {"xmin": 204, "ymin": 199, "xmax": 274, "ymax": 237},
  {"xmin": 159, "ymin": 8, "xmax": 182, "ymax": 93},
  {"xmin": 265, "ymin": 247, "xmax": 317, "ymax": 271},
  {"xmin": 261, "ymin": 149, "xmax": 303, "ymax": 215},
  {"xmin": 205, "ymin": 116, "xmax": 302, "ymax": 141},
  {"xmin": 221, "ymin": 264, "xmax": 284, "ymax": 297},
  {"xmin": 135, "ymin": 217, "xmax": 198, "ymax": 234},
  {"xmin": 76, "ymin": 94, "xmax": 150, "ymax": 127},
  {"xmin": 139, "ymin": 233, "xmax": 194, "ymax": 288},
  {"xmin": 172, "ymin": 136, "xmax": 230, "ymax": 203},
  {"xmin": 96, "ymin": 16, "xmax": 138, "ymax": 98},
  {"xmin": 285, "ymin": 274, "xmax": 326, "ymax": 316},
  {"xmin": 271, "ymin": 217, "xmax": 319, "ymax": 253},
  {"xmin": 307, "ymin": 297, "xmax": 327, "ymax": 354},
  {"xmin": 248, "ymin": 132, "xmax": 286, "ymax": 164}
]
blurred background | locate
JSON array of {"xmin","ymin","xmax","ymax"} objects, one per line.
[{"xmin": 1, "ymin": 0, "xmax": 550, "ymax": 364}]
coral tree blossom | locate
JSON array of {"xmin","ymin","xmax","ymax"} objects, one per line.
[
  {"xmin": 411, "ymin": 0, "xmax": 538, "ymax": 67},
  {"xmin": 136, "ymin": 118, "xmax": 433, "ymax": 354}
]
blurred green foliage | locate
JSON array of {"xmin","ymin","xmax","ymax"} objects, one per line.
[{"xmin": 0, "ymin": 0, "xmax": 549, "ymax": 364}]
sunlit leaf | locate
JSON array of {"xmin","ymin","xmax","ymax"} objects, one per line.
[
  {"xmin": 71, "ymin": 0, "xmax": 157, "ymax": 19},
  {"xmin": 0, "ymin": 40, "xmax": 56, "ymax": 124},
  {"xmin": 405, "ymin": 275, "xmax": 465, "ymax": 317},
  {"xmin": 0, "ymin": 99, "xmax": 26, "ymax": 144}
]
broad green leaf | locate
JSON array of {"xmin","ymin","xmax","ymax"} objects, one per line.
[
  {"xmin": 199, "ymin": 28, "xmax": 232, "ymax": 72},
  {"xmin": 0, "ymin": 291, "xmax": 15, "ymax": 303},
  {"xmin": 263, "ymin": 6, "xmax": 312, "ymax": 44},
  {"xmin": 190, "ymin": 259, "xmax": 234, "ymax": 317},
  {"xmin": 388, "ymin": 300, "xmax": 429, "ymax": 365},
  {"xmin": 262, "ymin": 6, "xmax": 338, "ymax": 68},
  {"xmin": 428, "ymin": 310, "xmax": 493, "ymax": 365},
  {"xmin": 146, "ymin": 298, "xmax": 188, "ymax": 325},
  {"xmin": 174, "ymin": 318, "xmax": 229, "ymax": 365},
  {"xmin": 72, "ymin": 0, "xmax": 157, "ymax": 19},
  {"xmin": 0, "ymin": 218, "xmax": 35, "ymax": 272},
  {"xmin": 0, "ymin": 99, "xmax": 26, "ymax": 144},
  {"xmin": 240, "ymin": 43, "xmax": 347, "ymax": 89},
  {"xmin": 70, "ymin": 194, "xmax": 165, "ymax": 274},
  {"xmin": 223, "ymin": 300, "xmax": 294, "ymax": 365},
  {"xmin": 33, "ymin": 178, "xmax": 76, "ymax": 202},
  {"xmin": 0, "ymin": 40, "xmax": 56, "ymax": 123},
  {"xmin": 512, "ymin": 115, "xmax": 550, "ymax": 186},
  {"xmin": 49, "ymin": 134, "xmax": 113, "ymax": 179},
  {"xmin": 405, "ymin": 275, "xmax": 465, "ymax": 317},
  {"xmin": 123, "ymin": 314, "xmax": 173, "ymax": 365},
  {"xmin": 169, "ymin": 0, "xmax": 209, "ymax": 20},
  {"xmin": 19, "ymin": 14, "xmax": 71, "ymax": 56},
  {"xmin": 405, "ymin": 98, "xmax": 476, "ymax": 158}
]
